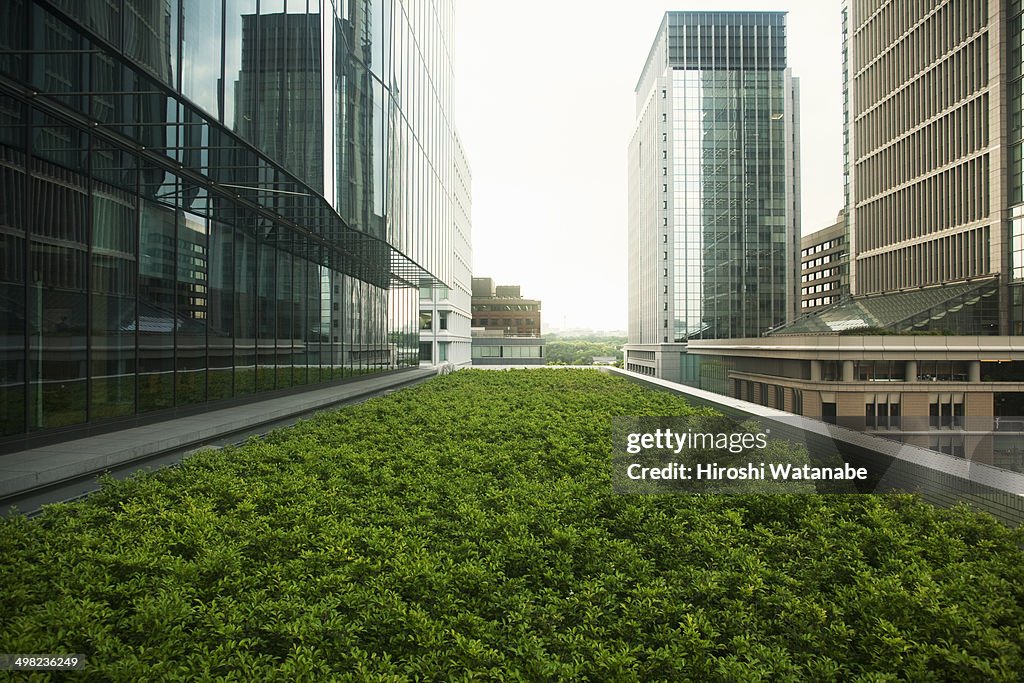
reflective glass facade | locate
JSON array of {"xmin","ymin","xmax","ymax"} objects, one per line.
[
  {"xmin": 628, "ymin": 12, "xmax": 799, "ymax": 346},
  {"xmin": 0, "ymin": 0, "xmax": 457, "ymax": 444}
]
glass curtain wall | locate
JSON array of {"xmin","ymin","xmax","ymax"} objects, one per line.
[
  {"xmin": 667, "ymin": 13, "xmax": 791, "ymax": 341},
  {"xmin": 0, "ymin": 0, "xmax": 431, "ymax": 443}
]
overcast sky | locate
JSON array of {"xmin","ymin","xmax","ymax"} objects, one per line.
[{"xmin": 454, "ymin": 1, "xmax": 844, "ymax": 333}]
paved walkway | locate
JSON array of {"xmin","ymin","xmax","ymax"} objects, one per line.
[{"xmin": 0, "ymin": 368, "xmax": 437, "ymax": 504}]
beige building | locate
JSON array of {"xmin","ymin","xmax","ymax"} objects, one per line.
[
  {"xmin": 799, "ymin": 212, "xmax": 848, "ymax": 315},
  {"xmin": 843, "ymin": 0, "xmax": 1022, "ymax": 332},
  {"xmin": 682, "ymin": 336, "xmax": 1024, "ymax": 469}
]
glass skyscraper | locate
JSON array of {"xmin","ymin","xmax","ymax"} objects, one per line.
[
  {"xmin": 628, "ymin": 12, "xmax": 800, "ymax": 354},
  {"xmin": 0, "ymin": 0, "xmax": 461, "ymax": 446}
]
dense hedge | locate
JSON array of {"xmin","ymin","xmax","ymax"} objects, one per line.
[{"xmin": 2, "ymin": 369, "xmax": 1023, "ymax": 680}]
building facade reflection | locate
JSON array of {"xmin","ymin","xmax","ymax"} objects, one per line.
[{"xmin": 0, "ymin": 0, "xmax": 460, "ymax": 446}]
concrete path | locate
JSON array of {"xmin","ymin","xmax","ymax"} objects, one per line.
[{"xmin": 0, "ymin": 368, "xmax": 437, "ymax": 512}]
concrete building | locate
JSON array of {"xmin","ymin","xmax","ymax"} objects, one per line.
[
  {"xmin": 470, "ymin": 278, "xmax": 544, "ymax": 364},
  {"xmin": 843, "ymin": 0, "xmax": 1021, "ymax": 332},
  {"xmin": 0, "ymin": 0, "xmax": 463, "ymax": 451},
  {"xmin": 799, "ymin": 212, "xmax": 848, "ymax": 315},
  {"xmin": 681, "ymin": 336, "xmax": 1024, "ymax": 470},
  {"xmin": 625, "ymin": 11, "xmax": 801, "ymax": 377},
  {"xmin": 471, "ymin": 279, "xmax": 542, "ymax": 337}
]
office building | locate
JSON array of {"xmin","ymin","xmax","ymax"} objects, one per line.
[
  {"xmin": 643, "ymin": 2, "xmax": 1024, "ymax": 467},
  {"xmin": 470, "ymin": 278, "xmax": 544, "ymax": 364},
  {"xmin": 799, "ymin": 212, "xmax": 848, "ymax": 314},
  {"xmin": 842, "ymin": 0, "xmax": 1016, "ymax": 332},
  {"xmin": 625, "ymin": 11, "xmax": 801, "ymax": 379},
  {"xmin": 0, "ymin": 0, "xmax": 462, "ymax": 448},
  {"xmin": 471, "ymin": 278, "xmax": 541, "ymax": 337}
]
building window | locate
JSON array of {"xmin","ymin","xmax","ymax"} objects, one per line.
[
  {"xmin": 930, "ymin": 393, "xmax": 965, "ymax": 428},
  {"xmin": 917, "ymin": 361, "xmax": 969, "ymax": 381},
  {"xmin": 865, "ymin": 394, "xmax": 900, "ymax": 429},
  {"xmin": 420, "ymin": 312, "xmax": 432, "ymax": 330},
  {"xmin": 438, "ymin": 342, "xmax": 449, "ymax": 361},
  {"xmin": 855, "ymin": 360, "xmax": 905, "ymax": 382},
  {"xmin": 439, "ymin": 312, "xmax": 448, "ymax": 330},
  {"xmin": 821, "ymin": 361, "xmax": 841, "ymax": 381}
]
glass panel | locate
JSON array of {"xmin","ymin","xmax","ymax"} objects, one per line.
[
  {"xmin": 124, "ymin": 0, "xmax": 178, "ymax": 87},
  {"xmin": 90, "ymin": 184, "xmax": 137, "ymax": 420},
  {"xmin": 138, "ymin": 199, "xmax": 177, "ymax": 412},
  {"xmin": 234, "ymin": 223, "xmax": 257, "ymax": 394},
  {"xmin": 0, "ymin": 151, "xmax": 26, "ymax": 435},
  {"xmin": 29, "ymin": 154, "xmax": 88, "ymax": 429},
  {"xmin": 224, "ymin": 0, "xmax": 257, "ymax": 134},
  {"xmin": 175, "ymin": 211, "xmax": 208, "ymax": 405},
  {"xmin": 181, "ymin": 0, "xmax": 223, "ymax": 117},
  {"xmin": 256, "ymin": 230, "xmax": 276, "ymax": 390},
  {"xmin": 276, "ymin": 246, "xmax": 293, "ymax": 388},
  {"xmin": 208, "ymin": 220, "xmax": 234, "ymax": 400}
]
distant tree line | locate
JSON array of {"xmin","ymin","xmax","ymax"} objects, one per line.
[{"xmin": 544, "ymin": 334, "xmax": 625, "ymax": 366}]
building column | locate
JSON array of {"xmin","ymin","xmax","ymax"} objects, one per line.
[
  {"xmin": 906, "ymin": 360, "xmax": 917, "ymax": 382},
  {"xmin": 810, "ymin": 360, "xmax": 821, "ymax": 381},
  {"xmin": 968, "ymin": 361, "xmax": 981, "ymax": 383},
  {"xmin": 842, "ymin": 360, "xmax": 854, "ymax": 382}
]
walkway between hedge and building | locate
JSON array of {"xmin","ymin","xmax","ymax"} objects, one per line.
[{"xmin": 0, "ymin": 367, "xmax": 438, "ymax": 515}]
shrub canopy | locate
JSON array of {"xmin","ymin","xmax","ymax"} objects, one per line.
[{"xmin": 2, "ymin": 369, "xmax": 1023, "ymax": 680}]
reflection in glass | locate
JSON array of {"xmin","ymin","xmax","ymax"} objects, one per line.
[
  {"xmin": 90, "ymin": 186, "xmax": 137, "ymax": 419},
  {"xmin": 138, "ymin": 199, "xmax": 177, "ymax": 412},
  {"xmin": 175, "ymin": 212, "xmax": 208, "ymax": 405},
  {"xmin": 181, "ymin": 0, "xmax": 223, "ymax": 117},
  {"xmin": 209, "ymin": 220, "xmax": 234, "ymax": 400}
]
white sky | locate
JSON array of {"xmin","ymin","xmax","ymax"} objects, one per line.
[{"xmin": 454, "ymin": 1, "xmax": 844, "ymax": 332}]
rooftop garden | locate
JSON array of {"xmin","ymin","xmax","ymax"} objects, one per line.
[{"xmin": 2, "ymin": 369, "xmax": 1023, "ymax": 680}]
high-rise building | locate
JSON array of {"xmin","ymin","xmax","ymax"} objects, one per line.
[
  {"xmin": 643, "ymin": 3, "xmax": 1024, "ymax": 468},
  {"xmin": 0, "ymin": 0, "xmax": 464, "ymax": 448},
  {"xmin": 842, "ymin": 0, "xmax": 1014, "ymax": 332},
  {"xmin": 626, "ymin": 11, "xmax": 800, "ymax": 379}
]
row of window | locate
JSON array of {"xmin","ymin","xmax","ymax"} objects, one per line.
[
  {"xmin": 419, "ymin": 311, "xmax": 449, "ymax": 331},
  {"xmin": 800, "ymin": 296, "xmax": 836, "ymax": 309},
  {"xmin": 857, "ymin": 224, "xmax": 989, "ymax": 294},
  {"xmin": 802, "ymin": 253, "xmax": 836, "ymax": 269},
  {"xmin": 856, "ymin": 154, "xmax": 989, "ymax": 275},
  {"xmin": 471, "ymin": 345, "xmax": 543, "ymax": 359},
  {"xmin": 472, "ymin": 318, "xmax": 535, "ymax": 327},
  {"xmin": 855, "ymin": 94, "xmax": 987, "ymax": 202},
  {"xmin": 853, "ymin": 0, "xmax": 986, "ymax": 128},
  {"xmin": 800, "ymin": 237, "xmax": 843, "ymax": 258},
  {"xmin": 855, "ymin": 31, "xmax": 987, "ymax": 160},
  {"xmin": 801, "ymin": 268, "xmax": 838, "ymax": 282},
  {"xmin": 802, "ymin": 282, "xmax": 837, "ymax": 296}
]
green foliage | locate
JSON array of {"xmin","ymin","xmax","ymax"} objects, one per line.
[
  {"xmin": 544, "ymin": 339, "xmax": 624, "ymax": 365},
  {"xmin": 2, "ymin": 369, "xmax": 1024, "ymax": 680}
]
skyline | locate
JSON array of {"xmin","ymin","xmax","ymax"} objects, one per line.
[{"xmin": 454, "ymin": 1, "xmax": 844, "ymax": 331}]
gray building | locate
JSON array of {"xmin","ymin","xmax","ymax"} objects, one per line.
[{"xmin": 626, "ymin": 11, "xmax": 800, "ymax": 379}]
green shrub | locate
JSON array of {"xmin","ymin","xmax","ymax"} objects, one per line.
[{"xmin": 2, "ymin": 369, "xmax": 1023, "ymax": 680}]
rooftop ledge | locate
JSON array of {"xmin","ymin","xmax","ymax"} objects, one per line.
[{"xmin": 683, "ymin": 336, "xmax": 1024, "ymax": 357}]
